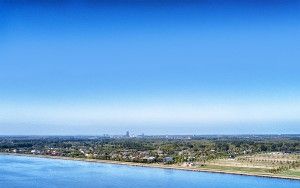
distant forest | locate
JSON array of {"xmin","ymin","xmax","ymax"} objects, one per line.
[{"xmin": 0, "ymin": 135, "xmax": 299, "ymax": 163}]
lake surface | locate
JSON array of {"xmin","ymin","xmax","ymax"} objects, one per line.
[{"xmin": 0, "ymin": 155, "xmax": 299, "ymax": 188}]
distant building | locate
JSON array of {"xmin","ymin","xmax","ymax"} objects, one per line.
[
  {"xmin": 126, "ymin": 131, "xmax": 130, "ymax": 137},
  {"xmin": 147, "ymin": 156, "xmax": 156, "ymax": 163},
  {"xmin": 163, "ymin": 157, "xmax": 173, "ymax": 164},
  {"xmin": 30, "ymin": 149, "xmax": 40, "ymax": 154}
]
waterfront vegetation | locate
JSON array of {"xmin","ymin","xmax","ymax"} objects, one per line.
[{"xmin": 0, "ymin": 135, "xmax": 299, "ymax": 179}]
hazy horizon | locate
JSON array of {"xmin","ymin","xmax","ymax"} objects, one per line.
[{"xmin": 1, "ymin": 0, "xmax": 300, "ymax": 135}]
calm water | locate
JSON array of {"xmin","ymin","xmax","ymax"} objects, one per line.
[{"xmin": 0, "ymin": 155, "xmax": 299, "ymax": 188}]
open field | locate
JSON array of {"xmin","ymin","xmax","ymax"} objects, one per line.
[
  {"xmin": 197, "ymin": 152, "xmax": 300, "ymax": 178},
  {"xmin": 280, "ymin": 168, "xmax": 300, "ymax": 177}
]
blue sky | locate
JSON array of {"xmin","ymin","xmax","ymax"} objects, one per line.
[{"xmin": 0, "ymin": 0, "xmax": 300, "ymax": 135}]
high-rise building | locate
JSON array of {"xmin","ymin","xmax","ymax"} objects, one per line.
[{"xmin": 126, "ymin": 131, "xmax": 130, "ymax": 137}]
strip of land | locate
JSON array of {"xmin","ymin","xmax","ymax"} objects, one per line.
[
  {"xmin": 1, "ymin": 135, "xmax": 299, "ymax": 180},
  {"xmin": 1, "ymin": 152, "xmax": 299, "ymax": 181}
]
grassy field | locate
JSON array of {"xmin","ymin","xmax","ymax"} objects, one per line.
[
  {"xmin": 198, "ymin": 164, "xmax": 270, "ymax": 174},
  {"xmin": 194, "ymin": 152, "xmax": 300, "ymax": 178},
  {"xmin": 279, "ymin": 168, "xmax": 300, "ymax": 177}
]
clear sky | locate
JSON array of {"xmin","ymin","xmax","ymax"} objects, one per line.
[{"xmin": 0, "ymin": 0, "xmax": 300, "ymax": 135}]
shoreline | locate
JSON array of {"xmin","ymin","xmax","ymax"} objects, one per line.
[{"xmin": 1, "ymin": 152, "xmax": 299, "ymax": 181}]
